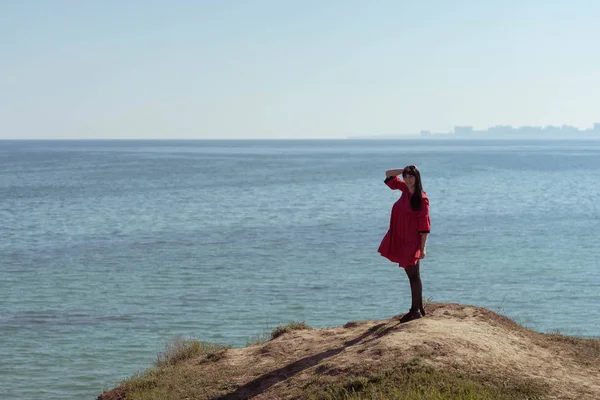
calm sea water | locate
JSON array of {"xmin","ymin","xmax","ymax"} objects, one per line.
[{"xmin": 1, "ymin": 139, "xmax": 599, "ymax": 399}]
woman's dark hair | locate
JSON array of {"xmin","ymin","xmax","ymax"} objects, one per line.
[{"xmin": 402, "ymin": 165, "xmax": 423, "ymax": 211}]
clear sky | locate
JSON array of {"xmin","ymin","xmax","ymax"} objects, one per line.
[{"xmin": 1, "ymin": 0, "xmax": 599, "ymax": 139}]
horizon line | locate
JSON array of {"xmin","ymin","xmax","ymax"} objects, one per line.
[{"xmin": 2, "ymin": 136, "xmax": 600, "ymax": 141}]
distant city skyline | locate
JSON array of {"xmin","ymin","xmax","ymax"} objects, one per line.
[{"xmin": 418, "ymin": 122, "xmax": 600, "ymax": 138}]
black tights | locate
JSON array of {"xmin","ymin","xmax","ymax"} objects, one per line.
[{"xmin": 404, "ymin": 261, "xmax": 423, "ymax": 312}]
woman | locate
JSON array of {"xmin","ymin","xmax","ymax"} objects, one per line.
[{"xmin": 378, "ymin": 165, "xmax": 430, "ymax": 323}]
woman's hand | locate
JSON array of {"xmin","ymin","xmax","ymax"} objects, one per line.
[{"xmin": 419, "ymin": 233, "xmax": 428, "ymax": 259}]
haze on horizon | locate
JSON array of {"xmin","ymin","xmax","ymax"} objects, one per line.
[{"xmin": 1, "ymin": 1, "xmax": 599, "ymax": 140}]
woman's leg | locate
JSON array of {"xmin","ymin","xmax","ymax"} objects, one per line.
[
  {"xmin": 407, "ymin": 261, "xmax": 426, "ymax": 315},
  {"xmin": 402, "ymin": 261, "xmax": 424, "ymax": 319}
]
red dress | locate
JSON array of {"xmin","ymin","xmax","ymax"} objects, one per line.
[{"xmin": 378, "ymin": 176, "xmax": 431, "ymax": 268}]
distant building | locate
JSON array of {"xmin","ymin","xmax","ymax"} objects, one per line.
[
  {"xmin": 559, "ymin": 125, "xmax": 578, "ymax": 136},
  {"xmin": 543, "ymin": 126, "xmax": 561, "ymax": 134},
  {"xmin": 420, "ymin": 130, "xmax": 432, "ymax": 137},
  {"xmin": 454, "ymin": 126, "xmax": 474, "ymax": 136},
  {"xmin": 487, "ymin": 125, "xmax": 512, "ymax": 136}
]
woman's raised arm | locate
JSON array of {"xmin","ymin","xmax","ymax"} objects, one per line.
[
  {"xmin": 385, "ymin": 168, "xmax": 404, "ymax": 178},
  {"xmin": 383, "ymin": 170, "xmax": 408, "ymax": 191}
]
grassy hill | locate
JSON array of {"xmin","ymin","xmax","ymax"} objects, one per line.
[{"xmin": 97, "ymin": 303, "xmax": 600, "ymax": 400}]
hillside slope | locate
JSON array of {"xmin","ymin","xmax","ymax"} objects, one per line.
[{"xmin": 98, "ymin": 303, "xmax": 600, "ymax": 400}]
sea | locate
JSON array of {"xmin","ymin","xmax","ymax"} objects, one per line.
[{"xmin": 1, "ymin": 139, "xmax": 599, "ymax": 400}]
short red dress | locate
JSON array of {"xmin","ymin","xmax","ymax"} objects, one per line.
[{"xmin": 378, "ymin": 176, "xmax": 431, "ymax": 268}]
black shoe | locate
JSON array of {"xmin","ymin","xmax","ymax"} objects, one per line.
[
  {"xmin": 399, "ymin": 309, "xmax": 423, "ymax": 323},
  {"xmin": 420, "ymin": 306, "xmax": 426, "ymax": 317}
]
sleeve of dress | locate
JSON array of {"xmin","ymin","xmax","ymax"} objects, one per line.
[
  {"xmin": 417, "ymin": 197, "xmax": 431, "ymax": 233},
  {"xmin": 384, "ymin": 176, "xmax": 408, "ymax": 192}
]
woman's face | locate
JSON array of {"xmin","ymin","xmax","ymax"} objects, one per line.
[{"xmin": 403, "ymin": 173, "xmax": 416, "ymax": 188}]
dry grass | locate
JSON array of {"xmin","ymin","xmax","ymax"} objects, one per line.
[
  {"xmin": 542, "ymin": 332, "xmax": 600, "ymax": 366},
  {"xmin": 271, "ymin": 321, "xmax": 312, "ymax": 339},
  {"xmin": 246, "ymin": 321, "xmax": 312, "ymax": 346},
  {"xmin": 306, "ymin": 358, "xmax": 545, "ymax": 400},
  {"xmin": 246, "ymin": 331, "xmax": 273, "ymax": 347},
  {"xmin": 423, "ymin": 296, "xmax": 434, "ymax": 307}
]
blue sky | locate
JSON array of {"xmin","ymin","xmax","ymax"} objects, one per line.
[{"xmin": 1, "ymin": 0, "xmax": 599, "ymax": 139}]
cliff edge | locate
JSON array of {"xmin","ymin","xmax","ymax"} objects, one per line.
[{"xmin": 98, "ymin": 303, "xmax": 600, "ymax": 400}]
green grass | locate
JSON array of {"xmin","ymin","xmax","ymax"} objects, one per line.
[
  {"xmin": 121, "ymin": 324, "xmax": 313, "ymax": 399},
  {"xmin": 307, "ymin": 358, "xmax": 546, "ymax": 400},
  {"xmin": 119, "ymin": 336, "xmax": 231, "ymax": 400},
  {"xmin": 155, "ymin": 336, "xmax": 230, "ymax": 367}
]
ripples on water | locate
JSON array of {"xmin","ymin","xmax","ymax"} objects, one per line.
[{"xmin": 1, "ymin": 139, "xmax": 599, "ymax": 399}]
